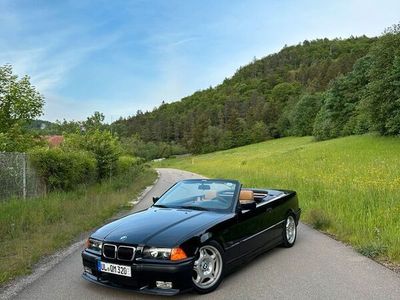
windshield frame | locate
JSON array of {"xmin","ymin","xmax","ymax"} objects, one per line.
[{"xmin": 153, "ymin": 179, "xmax": 241, "ymax": 213}]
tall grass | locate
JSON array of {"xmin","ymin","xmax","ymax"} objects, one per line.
[
  {"xmin": 0, "ymin": 167, "xmax": 157, "ymax": 285},
  {"xmin": 156, "ymin": 135, "xmax": 400, "ymax": 263}
]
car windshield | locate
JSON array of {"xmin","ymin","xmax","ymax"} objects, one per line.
[{"xmin": 154, "ymin": 179, "xmax": 239, "ymax": 212}]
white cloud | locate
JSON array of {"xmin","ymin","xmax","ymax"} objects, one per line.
[
  {"xmin": 2, "ymin": 0, "xmax": 400, "ymax": 122},
  {"xmin": 0, "ymin": 1, "xmax": 123, "ymax": 96}
]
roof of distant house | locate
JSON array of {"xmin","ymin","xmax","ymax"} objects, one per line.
[{"xmin": 45, "ymin": 135, "xmax": 64, "ymax": 147}]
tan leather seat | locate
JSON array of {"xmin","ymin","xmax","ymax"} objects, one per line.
[
  {"xmin": 239, "ymin": 190, "xmax": 255, "ymax": 204},
  {"xmin": 204, "ymin": 190, "xmax": 217, "ymax": 200}
]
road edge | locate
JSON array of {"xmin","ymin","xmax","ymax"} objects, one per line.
[
  {"xmin": 0, "ymin": 170, "xmax": 161, "ymax": 300},
  {"xmin": 129, "ymin": 169, "xmax": 161, "ymax": 207}
]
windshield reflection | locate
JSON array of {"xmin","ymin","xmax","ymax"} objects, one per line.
[{"xmin": 154, "ymin": 180, "xmax": 238, "ymax": 212}]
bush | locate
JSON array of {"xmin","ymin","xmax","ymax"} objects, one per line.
[
  {"xmin": 0, "ymin": 124, "xmax": 44, "ymax": 152},
  {"xmin": 30, "ymin": 148, "xmax": 96, "ymax": 191},
  {"xmin": 63, "ymin": 130, "xmax": 121, "ymax": 180},
  {"xmin": 116, "ymin": 155, "xmax": 144, "ymax": 175}
]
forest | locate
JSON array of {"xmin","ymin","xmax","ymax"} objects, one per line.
[{"xmin": 113, "ymin": 24, "xmax": 400, "ymax": 154}]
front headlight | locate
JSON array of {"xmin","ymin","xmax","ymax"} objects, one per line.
[
  {"xmin": 142, "ymin": 247, "xmax": 187, "ymax": 260},
  {"xmin": 142, "ymin": 247, "xmax": 171, "ymax": 260},
  {"xmin": 85, "ymin": 238, "xmax": 102, "ymax": 253}
]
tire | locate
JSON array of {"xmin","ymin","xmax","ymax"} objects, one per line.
[
  {"xmin": 282, "ymin": 214, "xmax": 297, "ymax": 248},
  {"xmin": 192, "ymin": 240, "xmax": 224, "ymax": 294}
]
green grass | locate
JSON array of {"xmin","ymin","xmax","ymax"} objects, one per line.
[
  {"xmin": 0, "ymin": 167, "xmax": 157, "ymax": 285},
  {"xmin": 156, "ymin": 135, "xmax": 400, "ymax": 263}
]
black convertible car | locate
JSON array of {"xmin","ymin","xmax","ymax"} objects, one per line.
[{"xmin": 82, "ymin": 179, "xmax": 300, "ymax": 295}]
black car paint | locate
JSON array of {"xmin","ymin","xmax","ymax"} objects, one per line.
[
  {"xmin": 90, "ymin": 207, "xmax": 230, "ymax": 248},
  {"xmin": 82, "ymin": 179, "xmax": 300, "ymax": 295}
]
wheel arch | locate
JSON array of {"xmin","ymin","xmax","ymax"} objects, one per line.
[
  {"xmin": 179, "ymin": 231, "xmax": 226, "ymax": 258},
  {"xmin": 285, "ymin": 208, "xmax": 300, "ymax": 225}
]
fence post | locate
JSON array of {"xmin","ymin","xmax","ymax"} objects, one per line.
[{"xmin": 22, "ymin": 153, "xmax": 27, "ymax": 199}]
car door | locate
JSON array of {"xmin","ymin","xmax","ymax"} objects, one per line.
[
  {"xmin": 221, "ymin": 201, "xmax": 273, "ymax": 263},
  {"xmin": 237, "ymin": 204, "xmax": 273, "ymax": 254},
  {"xmin": 258, "ymin": 200, "xmax": 283, "ymax": 242},
  {"xmin": 267, "ymin": 193, "xmax": 295, "ymax": 241}
]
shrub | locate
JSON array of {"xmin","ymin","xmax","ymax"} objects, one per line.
[
  {"xmin": 116, "ymin": 155, "xmax": 144, "ymax": 175},
  {"xmin": 63, "ymin": 130, "xmax": 121, "ymax": 180},
  {"xmin": 30, "ymin": 148, "xmax": 96, "ymax": 191},
  {"xmin": 0, "ymin": 124, "xmax": 44, "ymax": 152}
]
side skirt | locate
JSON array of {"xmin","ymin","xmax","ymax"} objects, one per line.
[{"xmin": 224, "ymin": 236, "xmax": 283, "ymax": 272}]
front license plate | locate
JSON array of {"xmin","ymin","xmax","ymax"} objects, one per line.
[{"xmin": 97, "ymin": 261, "xmax": 132, "ymax": 277}]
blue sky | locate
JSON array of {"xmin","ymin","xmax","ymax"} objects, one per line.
[{"xmin": 0, "ymin": 0, "xmax": 399, "ymax": 122}]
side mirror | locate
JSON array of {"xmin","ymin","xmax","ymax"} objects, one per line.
[
  {"xmin": 152, "ymin": 196, "xmax": 160, "ymax": 204},
  {"xmin": 240, "ymin": 201, "xmax": 256, "ymax": 211}
]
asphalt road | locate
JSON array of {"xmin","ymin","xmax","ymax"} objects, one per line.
[{"xmin": 4, "ymin": 168, "xmax": 400, "ymax": 300}]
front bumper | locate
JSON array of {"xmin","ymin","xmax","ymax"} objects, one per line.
[{"xmin": 81, "ymin": 250, "xmax": 193, "ymax": 295}]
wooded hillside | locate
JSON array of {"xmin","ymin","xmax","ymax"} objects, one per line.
[{"xmin": 113, "ymin": 24, "xmax": 399, "ymax": 154}]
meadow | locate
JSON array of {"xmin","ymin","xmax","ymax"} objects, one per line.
[
  {"xmin": 0, "ymin": 167, "xmax": 157, "ymax": 285},
  {"xmin": 156, "ymin": 135, "xmax": 400, "ymax": 264}
]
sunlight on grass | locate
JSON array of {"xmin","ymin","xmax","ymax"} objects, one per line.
[{"xmin": 156, "ymin": 135, "xmax": 400, "ymax": 263}]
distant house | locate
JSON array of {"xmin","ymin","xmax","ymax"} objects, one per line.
[{"xmin": 45, "ymin": 135, "xmax": 64, "ymax": 148}]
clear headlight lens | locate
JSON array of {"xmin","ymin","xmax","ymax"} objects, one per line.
[
  {"xmin": 85, "ymin": 238, "xmax": 102, "ymax": 253},
  {"xmin": 142, "ymin": 247, "xmax": 172, "ymax": 260},
  {"xmin": 142, "ymin": 247, "xmax": 187, "ymax": 260}
]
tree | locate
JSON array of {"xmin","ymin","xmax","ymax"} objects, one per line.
[
  {"xmin": 0, "ymin": 65, "xmax": 44, "ymax": 133},
  {"xmin": 313, "ymin": 23, "xmax": 400, "ymax": 139},
  {"xmin": 202, "ymin": 126, "xmax": 225, "ymax": 153},
  {"xmin": 56, "ymin": 119, "xmax": 82, "ymax": 134},
  {"xmin": 188, "ymin": 114, "xmax": 211, "ymax": 154},
  {"xmin": 291, "ymin": 94, "xmax": 322, "ymax": 136},
  {"xmin": 0, "ymin": 124, "xmax": 44, "ymax": 152},
  {"xmin": 84, "ymin": 111, "xmax": 105, "ymax": 131},
  {"xmin": 313, "ymin": 56, "xmax": 372, "ymax": 140},
  {"xmin": 362, "ymin": 25, "xmax": 400, "ymax": 135},
  {"xmin": 250, "ymin": 121, "xmax": 268, "ymax": 143},
  {"xmin": 270, "ymin": 82, "xmax": 302, "ymax": 107},
  {"xmin": 111, "ymin": 35, "xmax": 376, "ymax": 151},
  {"xmin": 268, "ymin": 82, "xmax": 302, "ymax": 137}
]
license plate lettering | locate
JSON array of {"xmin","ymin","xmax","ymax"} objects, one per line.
[{"xmin": 98, "ymin": 261, "xmax": 131, "ymax": 277}]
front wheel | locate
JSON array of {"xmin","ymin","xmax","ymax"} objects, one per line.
[
  {"xmin": 282, "ymin": 214, "xmax": 297, "ymax": 247},
  {"xmin": 192, "ymin": 241, "xmax": 224, "ymax": 294}
]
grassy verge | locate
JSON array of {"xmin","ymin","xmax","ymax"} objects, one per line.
[
  {"xmin": 0, "ymin": 166, "xmax": 157, "ymax": 285},
  {"xmin": 156, "ymin": 135, "xmax": 400, "ymax": 264}
]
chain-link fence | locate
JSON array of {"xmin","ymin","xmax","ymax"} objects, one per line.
[{"xmin": 0, "ymin": 152, "xmax": 46, "ymax": 200}]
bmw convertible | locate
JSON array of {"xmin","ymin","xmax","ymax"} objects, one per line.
[{"xmin": 82, "ymin": 179, "xmax": 301, "ymax": 295}]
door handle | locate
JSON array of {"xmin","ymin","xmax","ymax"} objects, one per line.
[{"xmin": 266, "ymin": 207, "xmax": 272, "ymax": 213}]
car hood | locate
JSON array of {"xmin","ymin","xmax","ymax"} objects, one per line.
[{"xmin": 91, "ymin": 207, "xmax": 229, "ymax": 247}]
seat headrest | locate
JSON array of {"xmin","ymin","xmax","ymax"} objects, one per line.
[{"xmin": 239, "ymin": 190, "xmax": 254, "ymax": 201}]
